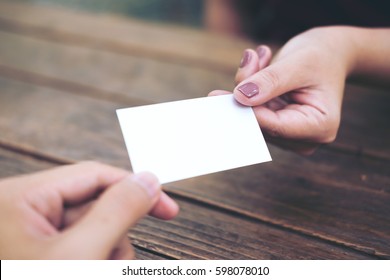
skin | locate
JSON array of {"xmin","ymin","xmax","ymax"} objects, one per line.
[
  {"xmin": 1, "ymin": 26, "xmax": 389, "ymax": 260},
  {"xmin": 0, "ymin": 161, "xmax": 179, "ymax": 259},
  {"xmin": 210, "ymin": 26, "xmax": 390, "ymax": 154}
]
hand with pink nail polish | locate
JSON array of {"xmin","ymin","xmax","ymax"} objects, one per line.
[
  {"xmin": 210, "ymin": 26, "xmax": 390, "ymax": 154},
  {"xmin": 0, "ymin": 161, "xmax": 179, "ymax": 259}
]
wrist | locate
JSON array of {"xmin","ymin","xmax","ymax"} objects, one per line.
[
  {"xmin": 303, "ymin": 26, "xmax": 359, "ymax": 77},
  {"xmin": 309, "ymin": 26, "xmax": 390, "ymax": 82}
]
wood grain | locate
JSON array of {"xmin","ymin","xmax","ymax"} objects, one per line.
[
  {"xmin": 131, "ymin": 197, "xmax": 378, "ymax": 259},
  {"xmin": 0, "ymin": 30, "xmax": 234, "ymax": 104},
  {"xmin": 0, "ymin": 4, "xmax": 388, "ymax": 158},
  {"xmin": 0, "ymin": 0, "xmax": 251, "ymax": 74},
  {"xmin": 0, "ymin": 0, "xmax": 388, "ymax": 259},
  {"xmin": 335, "ymin": 84, "xmax": 390, "ymax": 160},
  {"xmin": 0, "ymin": 147, "xmax": 375, "ymax": 259},
  {"xmin": 0, "ymin": 76, "xmax": 388, "ymax": 258}
]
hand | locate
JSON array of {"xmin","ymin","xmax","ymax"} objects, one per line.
[
  {"xmin": 210, "ymin": 27, "xmax": 355, "ymax": 154},
  {"xmin": 0, "ymin": 161, "xmax": 179, "ymax": 259}
]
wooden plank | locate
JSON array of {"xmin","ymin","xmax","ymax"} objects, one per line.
[
  {"xmin": 0, "ymin": 76, "xmax": 388, "ymax": 258},
  {"xmin": 3, "ymin": 1, "xmax": 389, "ymax": 254},
  {"xmin": 170, "ymin": 148, "xmax": 390, "ymax": 257},
  {"xmin": 0, "ymin": 144, "xmax": 55, "ymax": 177},
  {"xmin": 131, "ymin": 198, "xmax": 377, "ymax": 259},
  {"xmin": 0, "ymin": 146, "xmax": 370, "ymax": 259},
  {"xmin": 0, "ymin": 30, "xmax": 234, "ymax": 104},
  {"xmin": 334, "ymin": 84, "xmax": 390, "ymax": 160},
  {"xmin": 0, "ymin": 76, "xmax": 131, "ymax": 167},
  {"xmin": 0, "ymin": 12, "xmax": 389, "ymax": 158},
  {"xmin": 0, "ymin": 0, "xmax": 251, "ymax": 73}
]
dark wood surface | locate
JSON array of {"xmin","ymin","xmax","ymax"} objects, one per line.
[{"xmin": 0, "ymin": 1, "xmax": 389, "ymax": 259}]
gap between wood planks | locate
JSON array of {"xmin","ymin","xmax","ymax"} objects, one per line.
[
  {"xmin": 0, "ymin": 141, "xmax": 383, "ymax": 259},
  {"xmin": 0, "ymin": 2, "xmax": 387, "ymax": 258},
  {"xmin": 0, "ymin": 44, "xmax": 388, "ymax": 257},
  {"xmin": 0, "ymin": 64, "xmax": 389, "ymax": 164},
  {"xmin": 0, "ymin": 54, "xmax": 388, "ymax": 257},
  {"xmin": 166, "ymin": 190, "xmax": 384, "ymax": 259},
  {"xmin": 133, "ymin": 244, "xmax": 176, "ymax": 260},
  {"xmin": 0, "ymin": 4, "xmax": 388, "ymax": 160},
  {"xmin": 0, "ymin": 64, "xmax": 149, "ymax": 107}
]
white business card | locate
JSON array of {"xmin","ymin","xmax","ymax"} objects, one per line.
[{"xmin": 117, "ymin": 94, "xmax": 271, "ymax": 184}]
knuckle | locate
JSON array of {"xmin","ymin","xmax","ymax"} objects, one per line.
[
  {"xmin": 320, "ymin": 130, "xmax": 338, "ymax": 144},
  {"xmin": 260, "ymin": 68, "xmax": 280, "ymax": 92},
  {"xmin": 316, "ymin": 128, "xmax": 337, "ymax": 144},
  {"xmin": 318, "ymin": 116, "xmax": 340, "ymax": 144}
]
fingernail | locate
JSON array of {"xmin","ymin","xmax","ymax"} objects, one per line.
[
  {"xmin": 256, "ymin": 46, "xmax": 266, "ymax": 59},
  {"xmin": 131, "ymin": 172, "xmax": 160, "ymax": 198},
  {"xmin": 237, "ymin": 82, "xmax": 259, "ymax": 98},
  {"xmin": 239, "ymin": 50, "xmax": 251, "ymax": 68}
]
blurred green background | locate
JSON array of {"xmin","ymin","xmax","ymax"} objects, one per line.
[{"xmin": 17, "ymin": 0, "xmax": 203, "ymax": 27}]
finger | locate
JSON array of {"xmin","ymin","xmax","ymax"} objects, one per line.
[
  {"xmin": 63, "ymin": 191, "xmax": 179, "ymax": 228},
  {"xmin": 149, "ymin": 191, "xmax": 179, "ymax": 220},
  {"xmin": 253, "ymin": 104, "xmax": 334, "ymax": 143},
  {"xmin": 109, "ymin": 235, "xmax": 135, "ymax": 260},
  {"xmin": 256, "ymin": 45, "xmax": 273, "ymax": 70},
  {"xmin": 235, "ymin": 46, "xmax": 273, "ymax": 85},
  {"xmin": 18, "ymin": 162, "xmax": 129, "ymax": 231},
  {"xmin": 58, "ymin": 172, "xmax": 161, "ymax": 259},
  {"xmin": 233, "ymin": 57, "xmax": 309, "ymax": 106},
  {"xmin": 62, "ymin": 200, "xmax": 94, "ymax": 228},
  {"xmin": 235, "ymin": 49, "xmax": 259, "ymax": 85},
  {"xmin": 28, "ymin": 161, "xmax": 129, "ymax": 206}
]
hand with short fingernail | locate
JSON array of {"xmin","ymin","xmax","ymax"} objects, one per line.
[
  {"xmin": 237, "ymin": 82, "xmax": 259, "ymax": 98},
  {"xmin": 0, "ymin": 162, "xmax": 179, "ymax": 259},
  {"xmin": 211, "ymin": 27, "xmax": 390, "ymax": 154}
]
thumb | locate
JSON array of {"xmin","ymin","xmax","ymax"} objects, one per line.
[
  {"xmin": 58, "ymin": 172, "xmax": 161, "ymax": 259},
  {"xmin": 233, "ymin": 58, "xmax": 306, "ymax": 106}
]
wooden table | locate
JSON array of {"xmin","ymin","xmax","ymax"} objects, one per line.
[{"xmin": 0, "ymin": 1, "xmax": 389, "ymax": 260}]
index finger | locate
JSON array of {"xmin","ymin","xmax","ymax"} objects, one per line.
[
  {"xmin": 27, "ymin": 161, "xmax": 129, "ymax": 205},
  {"xmin": 233, "ymin": 56, "xmax": 310, "ymax": 107}
]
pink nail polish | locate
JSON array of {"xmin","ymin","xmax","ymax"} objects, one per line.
[
  {"xmin": 256, "ymin": 46, "xmax": 266, "ymax": 59},
  {"xmin": 237, "ymin": 82, "xmax": 259, "ymax": 98},
  {"xmin": 239, "ymin": 50, "xmax": 251, "ymax": 68}
]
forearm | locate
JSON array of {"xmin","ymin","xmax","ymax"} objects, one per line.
[
  {"xmin": 347, "ymin": 27, "xmax": 390, "ymax": 82},
  {"xmin": 313, "ymin": 26, "xmax": 390, "ymax": 84}
]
